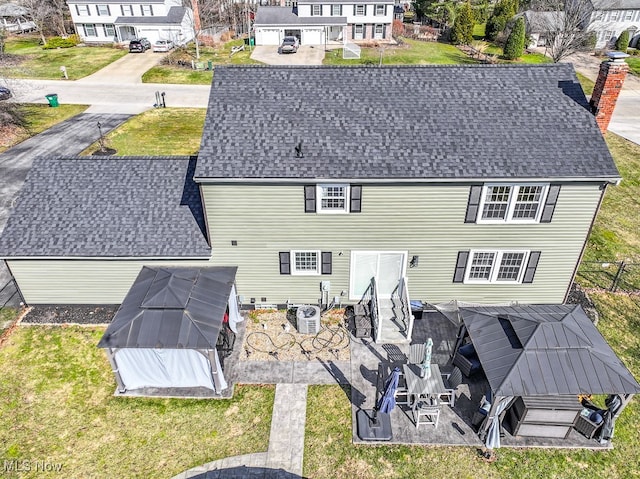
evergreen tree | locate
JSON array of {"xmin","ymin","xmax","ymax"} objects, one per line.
[
  {"xmin": 504, "ymin": 17, "xmax": 526, "ymax": 59},
  {"xmin": 452, "ymin": 2, "xmax": 475, "ymax": 45},
  {"xmin": 485, "ymin": 0, "xmax": 518, "ymax": 40},
  {"xmin": 615, "ymin": 30, "xmax": 630, "ymax": 51}
]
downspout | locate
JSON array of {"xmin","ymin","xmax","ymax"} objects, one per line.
[{"xmin": 563, "ymin": 181, "xmax": 611, "ymax": 302}]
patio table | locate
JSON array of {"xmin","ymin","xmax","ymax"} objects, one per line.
[{"xmin": 403, "ymin": 363, "xmax": 446, "ymax": 408}]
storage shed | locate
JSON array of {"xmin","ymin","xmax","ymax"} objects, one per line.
[
  {"xmin": 98, "ymin": 266, "xmax": 242, "ymax": 397},
  {"xmin": 453, "ymin": 304, "xmax": 640, "ymax": 443}
]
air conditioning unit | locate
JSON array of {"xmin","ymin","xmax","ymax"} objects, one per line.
[{"xmin": 296, "ymin": 305, "xmax": 320, "ymax": 334}]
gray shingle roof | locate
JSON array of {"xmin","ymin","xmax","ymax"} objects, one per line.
[
  {"xmin": 195, "ymin": 65, "xmax": 619, "ymax": 181},
  {"xmin": 460, "ymin": 304, "xmax": 640, "ymax": 396},
  {"xmin": 114, "ymin": 6, "xmax": 187, "ymax": 25},
  {"xmin": 254, "ymin": 6, "xmax": 346, "ymax": 26},
  {"xmin": 0, "ymin": 157, "xmax": 210, "ymax": 258}
]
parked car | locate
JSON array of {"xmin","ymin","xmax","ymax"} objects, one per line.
[
  {"xmin": 129, "ymin": 38, "xmax": 151, "ymax": 53},
  {"xmin": 280, "ymin": 36, "xmax": 299, "ymax": 54},
  {"xmin": 152, "ymin": 40, "xmax": 174, "ymax": 53},
  {"xmin": 0, "ymin": 87, "xmax": 12, "ymax": 101}
]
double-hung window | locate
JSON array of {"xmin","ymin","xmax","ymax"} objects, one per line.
[
  {"xmin": 76, "ymin": 5, "xmax": 90, "ymax": 15},
  {"xmin": 292, "ymin": 250, "xmax": 320, "ymax": 275},
  {"xmin": 83, "ymin": 24, "xmax": 97, "ymax": 36},
  {"xmin": 374, "ymin": 24, "xmax": 384, "ymax": 38},
  {"xmin": 466, "ymin": 250, "xmax": 528, "ymax": 283},
  {"xmin": 96, "ymin": 4, "xmax": 109, "ymax": 16},
  {"xmin": 610, "ymin": 11, "xmax": 619, "ymax": 21},
  {"xmin": 355, "ymin": 5, "xmax": 365, "ymax": 16},
  {"xmin": 312, "ymin": 4, "xmax": 322, "ymax": 16},
  {"xmin": 375, "ymin": 4, "xmax": 385, "ymax": 15},
  {"xmin": 121, "ymin": 5, "xmax": 133, "ymax": 15},
  {"xmin": 141, "ymin": 5, "xmax": 153, "ymax": 15},
  {"xmin": 353, "ymin": 24, "xmax": 364, "ymax": 39},
  {"xmin": 625, "ymin": 11, "xmax": 632, "ymax": 20},
  {"xmin": 332, "ymin": 4, "xmax": 342, "ymax": 15},
  {"xmin": 318, "ymin": 184, "xmax": 349, "ymax": 213},
  {"xmin": 104, "ymin": 24, "xmax": 115, "ymax": 37},
  {"xmin": 478, "ymin": 184, "xmax": 547, "ymax": 223}
]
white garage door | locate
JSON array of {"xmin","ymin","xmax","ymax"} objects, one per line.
[
  {"xmin": 256, "ymin": 28, "xmax": 281, "ymax": 45},
  {"xmin": 302, "ymin": 28, "xmax": 323, "ymax": 45}
]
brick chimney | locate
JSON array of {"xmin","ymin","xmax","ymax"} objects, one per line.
[{"xmin": 589, "ymin": 51, "xmax": 630, "ymax": 133}]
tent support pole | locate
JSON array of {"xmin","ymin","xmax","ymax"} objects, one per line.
[
  {"xmin": 106, "ymin": 348, "xmax": 126, "ymax": 393},
  {"xmin": 614, "ymin": 394, "xmax": 633, "ymax": 419},
  {"xmin": 480, "ymin": 394, "xmax": 501, "ymax": 441},
  {"xmin": 207, "ymin": 349, "xmax": 223, "ymax": 393}
]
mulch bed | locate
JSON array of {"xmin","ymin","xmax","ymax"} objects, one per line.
[{"xmin": 21, "ymin": 305, "xmax": 119, "ymax": 324}]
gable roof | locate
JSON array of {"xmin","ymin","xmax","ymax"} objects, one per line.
[
  {"xmin": 459, "ymin": 304, "xmax": 640, "ymax": 397},
  {"xmin": 98, "ymin": 266, "xmax": 237, "ymax": 349},
  {"xmin": 0, "ymin": 156, "xmax": 210, "ymax": 258},
  {"xmin": 195, "ymin": 65, "xmax": 619, "ymax": 183},
  {"xmin": 254, "ymin": 6, "xmax": 346, "ymax": 26},
  {"xmin": 590, "ymin": 0, "xmax": 640, "ymax": 10},
  {"xmin": 114, "ymin": 6, "xmax": 187, "ymax": 25}
]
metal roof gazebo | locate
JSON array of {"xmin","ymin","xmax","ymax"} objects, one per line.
[
  {"xmin": 453, "ymin": 304, "xmax": 640, "ymax": 445},
  {"xmin": 98, "ymin": 266, "xmax": 242, "ymax": 397}
]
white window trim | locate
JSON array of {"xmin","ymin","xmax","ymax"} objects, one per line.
[
  {"xmin": 291, "ymin": 250, "xmax": 321, "ymax": 276},
  {"xmin": 464, "ymin": 250, "xmax": 529, "ymax": 284},
  {"xmin": 355, "ymin": 5, "xmax": 366, "ymax": 16},
  {"xmin": 312, "ymin": 4, "xmax": 322, "ymax": 15},
  {"xmin": 97, "ymin": 4, "xmax": 109, "ymax": 15},
  {"xmin": 77, "ymin": 5, "xmax": 90, "ymax": 15},
  {"xmin": 332, "ymin": 4, "xmax": 341, "ymax": 15},
  {"xmin": 349, "ymin": 250, "xmax": 408, "ymax": 300},
  {"xmin": 375, "ymin": 4, "xmax": 385, "ymax": 16},
  {"xmin": 316, "ymin": 184, "xmax": 350, "ymax": 214},
  {"xmin": 477, "ymin": 183, "xmax": 548, "ymax": 224},
  {"xmin": 374, "ymin": 24, "xmax": 384, "ymax": 38}
]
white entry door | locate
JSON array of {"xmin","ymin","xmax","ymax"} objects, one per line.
[{"xmin": 350, "ymin": 251, "xmax": 406, "ymax": 300}]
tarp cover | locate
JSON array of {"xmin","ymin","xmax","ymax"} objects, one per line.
[
  {"xmin": 115, "ymin": 348, "xmax": 217, "ymax": 390},
  {"xmin": 459, "ymin": 304, "xmax": 640, "ymax": 397}
]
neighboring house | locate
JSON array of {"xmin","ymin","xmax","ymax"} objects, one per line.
[
  {"xmin": 66, "ymin": 0, "xmax": 195, "ymax": 44},
  {"xmin": 254, "ymin": 0, "xmax": 394, "ymax": 46},
  {"xmin": 0, "ymin": 61, "xmax": 630, "ymax": 343},
  {"xmin": 520, "ymin": 10, "xmax": 564, "ymax": 48},
  {"xmin": 586, "ymin": 0, "xmax": 640, "ymax": 49}
]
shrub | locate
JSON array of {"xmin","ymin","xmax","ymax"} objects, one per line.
[
  {"xmin": 43, "ymin": 35, "xmax": 79, "ymax": 49},
  {"xmin": 504, "ymin": 17, "xmax": 525, "ymax": 59},
  {"xmin": 485, "ymin": 0, "xmax": 517, "ymax": 41},
  {"xmin": 392, "ymin": 19, "xmax": 405, "ymax": 37},
  {"xmin": 615, "ymin": 30, "xmax": 630, "ymax": 51},
  {"xmin": 451, "ymin": 2, "xmax": 474, "ymax": 45}
]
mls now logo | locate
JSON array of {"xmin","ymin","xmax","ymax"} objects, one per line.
[{"xmin": 3, "ymin": 460, "xmax": 63, "ymax": 472}]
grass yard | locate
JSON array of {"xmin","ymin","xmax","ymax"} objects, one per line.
[
  {"xmin": 0, "ymin": 104, "xmax": 88, "ymax": 153},
  {"xmin": 583, "ymin": 134, "xmax": 640, "ymax": 262},
  {"xmin": 142, "ymin": 40, "xmax": 261, "ymax": 85},
  {"xmin": 625, "ymin": 56, "xmax": 640, "ymax": 76},
  {"xmin": 1, "ymin": 36, "xmax": 126, "ymax": 80},
  {"xmin": 484, "ymin": 44, "xmax": 551, "ymax": 64},
  {"xmin": 0, "ymin": 326, "xmax": 274, "ymax": 479},
  {"xmin": 577, "ymin": 72, "xmax": 595, "ymax": 96},
  {"xmin": 81, "ymin": 108, "xmax": 206, "ymax": 156},
  {"xmin": 323, "ymin": 38, "xmax": 475, "ymax": 65}
]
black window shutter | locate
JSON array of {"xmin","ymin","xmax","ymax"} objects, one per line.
[
  {"xmin": 453, "ymin": 251, "xmax": 469, "ymax": 283},
  {"xmin": 383, "ymin": 24, "xmax": 386, "ymax": 38},
  {"xmin": 304, "ymin": 185, "xmax": 316, "ymax": 213},
  {"xmin": 76, "ymin": 5, "xmax": 80, "ymax": 15},
  {"xmin": 279, "ymin": 252, "xmax": 291, "ymax": 275},
  {"xmin": 353, "ymin": 5, "xmax": 356, "ymax": 15},
  {"xmin": 350, "ymin": 185, "xmax": 362, "ymax": 213},
  {"xmin": 96, "ymin": 5, "xmax": 100, "ymax": 15},
  {"xmin": 540, "ymin": 185, "xmax": 561, "ymax": 223},
  {"xmin": 321, "ymin": 252, "xmax": 332, "ymax": 274},
  {"xmin": 339, "ymin": 5, "xmax": 342, "ymax": 15},
  {"xmin": 310, "ymin": 5, "xmax": 314, "ymax": 15},
  {"xmin": 107, "ymin": 5, "xmax": 110, "ymax": 15},
  {"xmin": 120, "ymin": 5, "xmax": 124, "ymax": 15},
  {"xmin": 352, "ymin": 24, "xmax": 355, "ymax": 39},
  {"xmin": 465, "ymin": 185, "xmax": 483, "ymax": 223},
  {"xmin": 522, "ymin": 251, "xmax": 541, "ymax": 283}
]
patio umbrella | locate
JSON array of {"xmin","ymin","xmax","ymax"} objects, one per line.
[
  {"xmin": 420, "ymin": 338, "xmax": 433, "ymax": 377},
  {"xmin": 356, "ymin": 366, "xmax": 400, "ymax": 441},
  {"xmin": 483, "ymin": 396, "xmax": 515, "ymax": 450}
]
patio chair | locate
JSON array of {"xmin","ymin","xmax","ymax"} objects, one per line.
[
  {"xmin": 439, "ymin": 366, "xmax": 463, "ymax": 407},
  {"xmin": 413, "ymin": 397, "xmax": 440, "ymax": 428},
  {"xmin": 408, "ymin": 343, "xmax": 427, "ymax": 364}
]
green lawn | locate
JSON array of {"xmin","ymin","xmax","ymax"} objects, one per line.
[
  {"xmin": 324, "ymin": 38, "xmax": 475, "ymax": 65},
  {"xmin": 0, "ymin": 104, "xmax": 88, "ymax": 153},
  {"xmin": 625, "ymin": 56, "xmax": 640, "ymax": 76},
  {"xmin": 1, "ymin": 36, "xmax": 126, "ymax": 80},
  {"xmin": 81, "ymin": 108, "xmax": 206, "ymax": 156},
  {"xmin": 577, "ymin": 72, "xmax": 596, "ymax": 96},
  {"xmin": 142, "ymin": 40, "xmax": 261, "ymax": 85},
  {"xmin": 0, "ymin": 326, "xmax": 274, "ymax": 479},
  {"xmin": 484, "ymin": 44, "xmax": 551, "ymax": 64}
]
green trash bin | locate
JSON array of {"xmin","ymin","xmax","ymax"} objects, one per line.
[
  {"xmin": 249, "ymin": 38, "xmax": 255, "ymax": 46},
  {"xmin": 207, "ymin": 60, "xmax": 213, "ymax": 70},
  {"xmin": 45, "ymin": 93, "xmax": 59, "ymax": 107}
]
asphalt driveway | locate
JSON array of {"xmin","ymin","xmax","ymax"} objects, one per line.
[{"xmin": 250, "ymin": 45, "xmax": 325, "ymax": 65}]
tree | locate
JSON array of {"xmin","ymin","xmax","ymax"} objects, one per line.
[
  {"xmin": 615, "ymin": 30, "xmax": 630, "ymax": 51},
  {"xmin": 504, "ymin": 17, "xmax": 526, "ymax": 59},
  {"xmin": 530, "ymin": 0, "xmax": 604, "ymax": 63},
  {"xmin": 486, "ymin": 0, "xmax": 519, "ymax": 41},
  {"xmin": 451, "ymin": 2, "xmax": 474, "ymax": 45},
  {"xmin": 17, "ymin": 0, "xmax": 55, "ymax": 44}
]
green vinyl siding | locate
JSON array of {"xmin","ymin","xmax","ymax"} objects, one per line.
[
  {"xmin": 8, "ymin": 259, "xmax": 211, "ymax": 304},
  {"xmin": 202, "ymin": 182, "xmax": 603, "ymax": 305}
]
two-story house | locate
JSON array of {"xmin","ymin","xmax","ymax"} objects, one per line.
[
  {"xmin": 0, "ymin": 61, "xmax": 629, "ymax": 341},
  {"xmin": 66, "ymin": 0, "xmax": 195, "ymax": 45},
  {"xmin": 586, "ymin": 0, "xmax": 640, "ymax": 49},
  {"xmin": 254, "ymin": 0, "xmax": 394, "ymax": 46}
]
